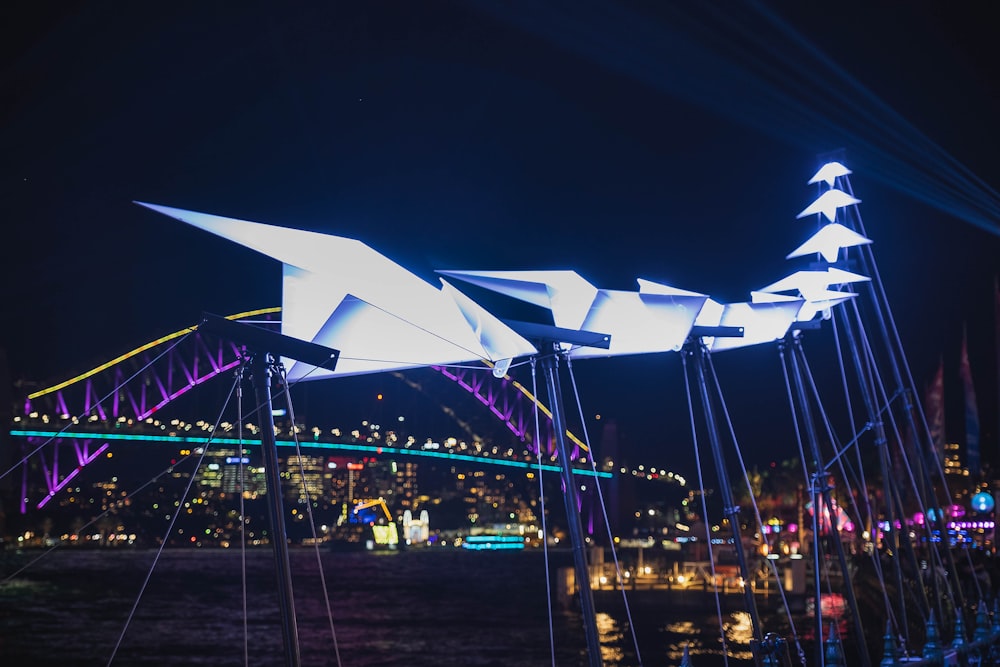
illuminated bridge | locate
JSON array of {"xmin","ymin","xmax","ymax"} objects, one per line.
[{"xmin": 6, "ymin": 310, "xmax": 693, "ymax": 516}]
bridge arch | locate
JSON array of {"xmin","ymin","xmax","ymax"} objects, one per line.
[{"xmin": 11, "ymin": 309, "xmax": 594, "ymax": 511}]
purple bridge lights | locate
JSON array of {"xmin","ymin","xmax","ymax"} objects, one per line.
[{"xmin": 10, "ymin": 309, "xmax": 585, "ymax": 512}]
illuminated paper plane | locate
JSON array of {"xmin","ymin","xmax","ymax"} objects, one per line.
[
  {"xmin": 135, "ymin": 202, "xmax": 537, "ymax": 380},
  {"xmin": 756, "ymin": 267, "xmax": 867, "ymax": 322},
  {"xmin": 808, "ymin": 161, "xmax": 852, "ymax": 187},
  {"xmin": 707, "ymin": 300, "xmax": 805, "ymax": 351},
  {"xmin": 786, "ymin": 223, "xmax": 872, "ymax": 263},
  {"xmin": 793, "ymin": 290, "xmax": 857, "ymax": 322},
  {"xmin": 750, "ymin": 291, "xmax": 802, "ymax": 304},
  {"xmin": 660, "ymin": 291, "xmax": 804, "ymax": 352},
  {"xmin": 439, "ymin": 270, "xmax": 709, "ymax": 358},
  {"xmin": 436, "ymin": 270, "xmax": 599, "ymax": 333},
  {"xmin": 758, "ymin": 268, "xmax": 869, "ymax": 302},
  {"xmin": 756, "ymin": 286, "xmax": 857, "ymax": 323},
  {"xmin": 796, "ymin": 188, "xmax": 861, "ymax": 222}
]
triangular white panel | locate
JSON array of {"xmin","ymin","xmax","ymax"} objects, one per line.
[
  {"xmin": 437, "ymin": 270, "xmax": 599, "ymax": 331},
  {"xmin": 137, "ymin": 202, "xmax": 369, "ymax": 272},
  {"xmin": 825, "ymin": 267, "xmax": 870, "ymax": 285},
  {"xmin": 709, "ymin": 300, "xmax": 804, "ymax": 352},
  {"xmin": 758, "ymin": 269, "xmax": 869, "ymax": 301},
  {"xmin": 786, "ymin": 223, "xmax": 872, "ymax": 263},
  {"xmin": 808, "ymin": 162, "xmax": 852, "ymax": 187},
  {"xmin": 636, "ymin": 279, "xmax": 706, "ymax": 298},
  {"xmin": 751, "ymin": 291, "xmax": 802, "ymax": 304},
  {"xmin": 794, "ymin": 291, "xmax": 858, "ymax": 323},
  {"xmin": 439, "ymin": 280, "xmax": 538, "ymax": 363},
  {"xmin": 298, "ymin": 294, "xmax": 470, "ymax": 377},
  {"xmin": 693, "ymin": 299, "xmax": 725, "ymax": 327},
  {"xmin": 568, "ymin": 289, "xmax": 706, "ymax": 358},
  {"xmin": 796, "ymin": 189, "xmax": 861, "ymax": 222}
]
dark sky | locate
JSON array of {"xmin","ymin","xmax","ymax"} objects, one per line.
[{"xmin": 3, "ymin": 2, "xmax": 1000, "ymax": 469}]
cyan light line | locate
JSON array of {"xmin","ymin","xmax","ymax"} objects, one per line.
[{"xmin": 10, "ymin": 429, "xmax": 611, "ymax": 478}]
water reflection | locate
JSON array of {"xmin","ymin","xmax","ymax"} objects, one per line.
[
  {"xmin": 663, "ymin": 620, "xmax": 705, "ymax": 662},
  {"xmin": 722, "ymin": 611, "xmax": 755, "ymax": 660},
  {"xmin": 801, "ymin": 593, "xmax": 849, "ymax": 640},
  {"xmin": 660, "ymin": 612, "xmax": 755, "ymax": 662},
  {"xmin": 597, "ymin": 612, "xmax": 626, "ymax": 664},
  {"xmin": 6, "ymin": 549, "xmax": 841, "ymax": 667}
]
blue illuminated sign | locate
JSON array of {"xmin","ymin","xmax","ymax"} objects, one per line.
[{"xmin": 972, "ymin": 492, "xmax": 995, "ymax": 513}]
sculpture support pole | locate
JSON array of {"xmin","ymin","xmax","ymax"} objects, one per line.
[
  {"xmin": 540, "ymin": 347, "xmax": 603, "ymax": 667},
  {"xmin": 834, "ymin": 303, "xmax": 925, "ymax": 640},
  {"xmin": 690, "ymin": 340, "xmax": 764, "ymax": 663},
  {"xmin": 788, "ymin": 335, "xmax": 870, "ymax": 667},
  {"xmin": 251, "ymin": 352, "xmax": 302, "ymax": 667}
]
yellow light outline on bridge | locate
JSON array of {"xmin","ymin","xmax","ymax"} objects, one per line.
[
  {"xmin": 27, "ymin": 308, "xmax": 281, "ymax": 400},
  {"xmin": 484, "ymin": 360, "xmax": 590, "ymax": 454}
]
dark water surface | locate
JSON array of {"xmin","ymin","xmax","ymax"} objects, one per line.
[{"xmin": 1, "ymin": 547, "xmax": 801, "ymax": 666}]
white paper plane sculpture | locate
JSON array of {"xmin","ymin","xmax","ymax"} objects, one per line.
[
  {"xmin": 699, "ymin": 300, "xmax": 804, "ymax": 353},
  {"xmin": 807, "ymin": 161, "xmax": 852, "ymax": 187},
  {"xmin": 786, "ymin": 223, "xmax": 872, "ymax": 263},
  {"xmin": 439, "ymin": 270, "xmax": 799, "ymax": 356},
  {"xmin": 757, "ymin": 267, "xmax": 869, "ymax": 323},
  {"xmin": 135, "ymin": 202, "xmax": 538, "ymax": 381},
  {"xmin": 796, "ymin": 188, "xmax": 861, "ymax": 223},
  {"xmin": 438, "ymin": 270, "xmax": 709, "ymax": 358}
]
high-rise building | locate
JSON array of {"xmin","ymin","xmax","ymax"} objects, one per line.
[
  {"xmin": 194, "ymin": 448, "xmax": 265, "ymax": 495},
  {"xmin": 944, "ymin": 442, "xmax": 966, "ymax": 476},
  {"xmin": 283, "ymin": 454, "xmax": 326, "ymax": 504},
  {"xmin": 393, "ymin": 460, "xmax": 418, "ymax": 512}
]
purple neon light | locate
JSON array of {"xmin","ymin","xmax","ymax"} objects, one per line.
[
  {"xmin": 434, "ymin": 365, "xmax": 530, "ymax": 439},
  {"xmin": 20, "ymin": 463, "xmax": 27, "ymax": 514},
  {"xmin": 55, "ymin": 392, "xmax": 70, "ymax": 419},
  {"xmin": 84, "ymin": 380, "xmax": 108, "ymax": 421},
  {"xmin": 136, "ymin": 359, "xmax": 242, "ymax": 420},
  {"xmin": 38, "ymin": 448, "xmax": 54, "ymax": 490},
  {"xmin": 430, "ymin": 365, "xmax": 574, "ymax": 459},
  {"xmin": 37, "ymin": 443, "xmax": 110, "ymax": 509}
]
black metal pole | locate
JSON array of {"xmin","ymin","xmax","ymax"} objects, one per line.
[
  {"xmin": 834, "ymin": 304, "xmax": 923, "ymax": 647},
  {"xmin": 809, "ymin": 472, "xmax": 826, "ymax": 667},
  {"xmin": 540, "ymin": 347, "xmax": 603, "ymax": 667},
  {"xmin": 841, "ymin": 174, "xmax": 963, "ymax": 616},
  {"xmin": 250, "ymin": 352, "xmax": 301, "ymax": 667},
  {"xmin": 690, "ymin": 341, "xmax": 765, "ymax": 658},
  {"xmin": 789, "ymin": 336, "xmax": 870, "ymax": 667}
]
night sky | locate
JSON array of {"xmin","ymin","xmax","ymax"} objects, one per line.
[{"xmin": 3, "ymin": 2, "xmax": 1000, "ymax": 470}]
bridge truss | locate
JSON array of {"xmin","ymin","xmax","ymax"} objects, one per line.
[{"xmin": 10, "ymin": 309, "xmax": 593, "ymax": 515}]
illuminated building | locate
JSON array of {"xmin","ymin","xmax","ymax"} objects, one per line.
[
  {"xmin": 194, "ymin": 448, "xmax": 265, "ymax": 495},
  {"xmin": 394, "ymin": 460, "xmax": 418, "ymax": 511},
  {"xmin": 943, "ymin": 442, "xmax": 966, "ymax": 476},
  {"xmin": 282, "ymin": 453, "xmax": 326, "ymax": 504},
  {"xmin": 402, "ymin": 509, "xmax": 430, "ymax": 545}
]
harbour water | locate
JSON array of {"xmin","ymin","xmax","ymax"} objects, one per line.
[{"xmin": 0, "ymin": 547, "xmax": 819, "ymax": 666}]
